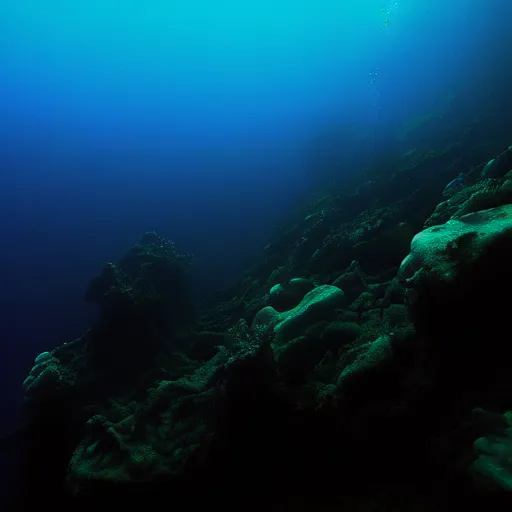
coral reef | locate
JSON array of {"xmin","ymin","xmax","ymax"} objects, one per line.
[{"xmin": 14, "ymin": 140, "xmax": 512, "ymax": 511}]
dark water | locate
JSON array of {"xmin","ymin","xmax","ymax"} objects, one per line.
[{"xmin": 1, "ymin": 0, "xmax": 512, "ymax": 504}]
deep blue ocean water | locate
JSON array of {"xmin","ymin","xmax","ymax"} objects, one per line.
[{"xmin": 0, "ymin": 0, "xmax": 511, "ymax": 478}]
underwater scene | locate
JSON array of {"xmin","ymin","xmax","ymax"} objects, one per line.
[{"xmin": 2, "ymin": 0, "xmax": 512, "ymax": 509}]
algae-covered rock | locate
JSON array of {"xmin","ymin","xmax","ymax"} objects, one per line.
[
  {"xmin": 22, "ymin": 350, "xmax": 76, "ymax": 401},
  {"xmin": 268, "ymin": 277, "xmax": 315, "ymax": 312},
  {"xmin": 273, "ymin": 285, "xmax": 345, "ymax": 343},
  {"xmin": 336, "ymin": 334, "xmax": 393, "ymax": 390},
  {"xmin": 274, "ymin": 320, "xmax": 362, "ymax": 383},
  {"xmin": 253, "ymin": 285, "xmax": 345, "ymax": 345},
  {"xmin": 321, "ymin": 321, "xmax": 362, "ymax": 350},
  {"xmin": 399, "ymin": 204, "xmax": 512, "ymax": 289},
  {"xmin": 332, "ymin": 260, "xmax": 366, "ymax": 303},
  {"xmin": 399, "ymin": 203, "xmax": 512, "ymax": 344},
  {"xmin": 471, "ymin": 408, "xmax": 512, "ymax": 492},
  {"xmin": 85, "ymin": 231, "xmax": 194, "ymax": 336},
  {"xmin": 424, "ymin": 174, "xmax": 512, "ymax": 229}
]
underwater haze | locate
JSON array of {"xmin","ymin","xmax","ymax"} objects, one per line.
[{"xmin": 1, "ymin": 0, "xmax": 511, "ymax": 433}]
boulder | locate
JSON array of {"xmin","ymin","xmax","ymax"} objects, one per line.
[
  {"xmin": 398, "ymin": 204, "xmax": 512, "ymax": 339},
  {"xmin": 480, "ymin": 145, "xmax": 512, "ymax": 179},
  {"xmin": 471, "ymin": 408, "xmax": 512, "ymax": 492},
  {"xmin": 399, "ymin": 204, "xmax": 512, "ymax": 288},
  {"xmin": 332, "ymin": 260, "xmax": 366, "ymax": 303},
  {"xmin": 253, "ymin": 285, "xmax": 345, "ymax": 345},
  {"xmin": 268, "ymin": 277, "xmax": 315, "ymax": 312},
  {"xmin": 22, "ymin": 351, "xmax": 73, "ymax": 400}
]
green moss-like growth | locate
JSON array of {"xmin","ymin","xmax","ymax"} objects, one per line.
[
  {"xmin": 274, "ymin": 320, "xmax": 361, "ymax": 385},
  {"xmin": 321, "ymin": 321, "xmax": 362, "ymax": 353}
]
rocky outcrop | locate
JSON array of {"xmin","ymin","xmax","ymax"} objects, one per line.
[
  {"xmin": 471, "ymin": 408, "xmax": 512, "ymax": 492},
  {"xmin": 268, "ymin": 277, "xmax": 315, "ymax": 311},
  {"xmin": 398, "ymin": 203, "xmax": 512, "ymax": 336},
  {"xmin": 253, "ymin": 284, "xmax": 345, "ymax": 344},
  {"xmin": 397, "ymin": 202, "xmax": 512, "ymax": 496},
  {"xmin": 16, "ymin": 142, "xmax": 512, "ymax": 511}
]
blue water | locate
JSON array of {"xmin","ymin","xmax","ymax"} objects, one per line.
[{"xmin": 0, "ymin": 0, "xmax": 510, "ymax": 440}]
